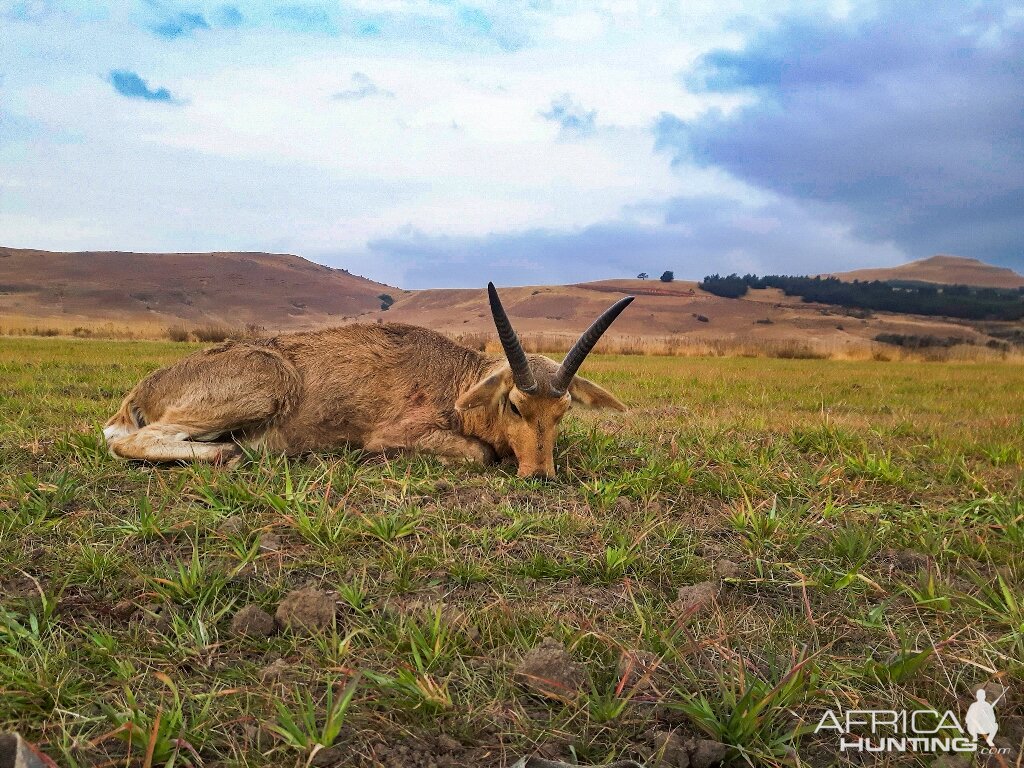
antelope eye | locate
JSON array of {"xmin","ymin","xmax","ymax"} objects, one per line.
[{"xmin": 508, "ymin": 401, "xmax": 522, "ymax": 417}]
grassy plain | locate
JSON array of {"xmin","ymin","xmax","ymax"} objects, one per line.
[{"xmin": 1, "ymin": 337, "xmax": 1023, "ymax": 767}]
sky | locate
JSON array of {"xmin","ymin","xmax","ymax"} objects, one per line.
[{"xmin": 1, "ymin": 0, "xmax": 1022, "ymax": 288}]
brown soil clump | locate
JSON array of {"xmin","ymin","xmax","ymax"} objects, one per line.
[
  {"xmin": 514, "ymin": 637, "xmax": 585, "ymax": 701},
  {"xmin": 230, "ymin": 604, "xmax": 276, "ymax": 637},
  {"xmin": 275, "ymin": 588, "xmax": 335, "ymax": 634}
]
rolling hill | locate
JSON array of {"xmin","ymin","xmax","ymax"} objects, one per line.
[
  {"xmin": 1, "ymin": 248, "xmax": 1019, "ymax": 354},
  {"xmin": 375, "ymin": 279, "xmax": 1003, "ymax": 352},
  {"xmin": 0, "ymin": 247, "xmax": 392, "ymax": 329},
  {"xmin": 832, "ymin": 254, "xmax": 1024, "ymax": 288}
]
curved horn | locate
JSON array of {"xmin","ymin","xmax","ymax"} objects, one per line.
[
  {"xmin": 552, "ymin": 295, "xmax": 634, "ymax": 394},
  {"xmin": 487, "ymin": 282, "xmax": 537, "ymax": 392}
]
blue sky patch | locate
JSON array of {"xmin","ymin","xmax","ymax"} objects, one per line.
[{"xmin": 108, "ymin": 70, "xmax": 176, "ymax": 102}]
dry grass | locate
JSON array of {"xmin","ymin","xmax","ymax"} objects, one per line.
[
  {"xmin": 451, "ymin": 330, "xmax": 1024, "ymax": 363},
  {"xmin": 0, "ymin": 314, "xmax": 169, "ymax": 340},
  {"xmin": 3, "ymin": 315, "xmax": 1021, "ymax": 363}
]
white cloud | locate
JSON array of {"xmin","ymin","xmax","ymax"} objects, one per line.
[{"xmin": 0, "ymin": 0, "xmax": 921, "ymax": 286}]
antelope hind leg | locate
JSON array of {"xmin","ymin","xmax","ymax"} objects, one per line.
[{"xmin": 108, "ymin": 423, "xmax": 242, "ymax": 465}]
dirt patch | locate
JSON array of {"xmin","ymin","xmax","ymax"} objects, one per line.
[
  {"xmin": 670, "ymin": 581, "xmax": 718, "ymax": 619},
  {"xmin": 276, "ymin": 588, "xmax": 336, "ymax": 634},
  {"xmin": 642, "ymin": 732, "xmax": 729, "ymax": 768},
  {"xmin": 712, "ymin": 559, "xmax": 741, "ymax": 579},
  {"xmin": 514, "ymin": 637, "xmax": 585, "ymax": 701},
  {"xmin": 230, "ymin": 604, "xmax": 276, "ymax": 637},
  {"xmin": 258, "ymin": 657, "xmax": 291, "ymax": 682},
  {"xmin": 362, "ymin": 735, "xmax": 466, "ymax": 768}
]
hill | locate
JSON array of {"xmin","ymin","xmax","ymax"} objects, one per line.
[
  {"xmin": 2, "ymin": 247, "xmax": 1019, "ymax": 356},
  {"xmin": 376, "ymin": 278, "xmax": 1004, "ymax": 354},
  {"xmin": 832, "ymin": 254, "xmax": 1024, "ymax": 288},
  {"xmin": 0, "ymin": 247, "xmax": 391, "ymax": 329}
]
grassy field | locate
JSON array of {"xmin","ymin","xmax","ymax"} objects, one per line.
[{"xmin": 1, "ymin": 337, "xmax": 1023, "ymax": 767}]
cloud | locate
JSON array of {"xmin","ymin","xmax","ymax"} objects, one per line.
[
  {"xmin": 151, "ymin": 10, "xmax": 209, "ymax": 39},
  {"xmin": 107, "ymin": 70, "xmax": 177, "ymax": 102},
  {"xmin": 540, "ymin": 94, "xmax": 596, "ymax": 137},
  {"xmin": 666, "ymin": 1, "xmax": 1024, "ymax": 268},
  {"xmin": 364, "ymin": 195, "xmax": 903, "ymax": 288},
  {"xmin": 332, "ymin": 72, "xmax": 393, "ymax": 101}
]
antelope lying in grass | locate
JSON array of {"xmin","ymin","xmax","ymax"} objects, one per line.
[{"xmin": 104, "ymin": 284, "xmax": 634, "ymax": 478}]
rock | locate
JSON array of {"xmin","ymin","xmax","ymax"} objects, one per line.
[
  {"xmin": 275, "ymin": 588, "xmax": 335, "ymax": 634},
  {"xmin": 259, "ymin": 657, "xmax": 290, "ymax": 682},
  {"xmin": 688, "ymin": 739, "xmax": 728, "ymax": 768},
  {"xmin": 110, "ymin": 598, "xmax": 138, "ymax": 621},
  {"xmin": 671, "ymin": 582, "xmax": 718, "ymax": 618},
  {"xmin": 514, "ymin": 637, "xmax": 585, "ymax": 701},
  {"xmin": 713, "ymin": 559, "xmax": 740, "ymax": 579},
  {"xmin": 435, "ymin": 735, "xmax": 462, "ymax": 754},
  {"xmin": 230, "ymin": 604, "xmax": 276, "ymax": 637},
  {"xmin": 310, "ymin": 744, "xmax": 347, "ymax": 767},
  {"xmin": 649, "ymin": 730, "xmax": 689, "ymax": 767}
]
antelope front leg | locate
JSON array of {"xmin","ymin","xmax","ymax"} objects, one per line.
[{"xmin": 414, "ymin": 430, "xmax": 497, "ymax": 466}]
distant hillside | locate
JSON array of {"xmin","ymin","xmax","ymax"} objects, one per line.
[
  {"xmin": 0, "ymin": 247, "xmax": 392, "ymax": 328},
  {"xmin": 375, "ymin": 279, "xmax": 1005, "ymax": 353},
  {"xmin": 2, "ymin": 247, "xmax": 1019, "ymax": 356},
  {"xmin": 833, "ymin": 255, "xmax": 1024, "ymax": 288}
]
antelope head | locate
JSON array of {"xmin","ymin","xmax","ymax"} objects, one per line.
[{"xmin": 456, "ymin": 283, "xmax": 634, "ymax": 478}]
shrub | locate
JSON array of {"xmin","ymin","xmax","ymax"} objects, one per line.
[
  {"xmin": 193, "ymin": 325, "xmax": 230, "ymax": 343},
  {"xmin": 167, "ymin": 325, "xmax": 190, "ymax": 342},
  {"xmin": 660, "ymin": 270, "xmax": 674, "ymax": 283},
  {"xmin": 699, "ymin": 273, "xmax": 1024, "ymax": 320},
  {"xmin": 700, "ymin": 274, "xmax": 750, "ymax": 298},
  {"xmin": 873, "ymin": 333, "xmax": 971, "ymax": 349}
]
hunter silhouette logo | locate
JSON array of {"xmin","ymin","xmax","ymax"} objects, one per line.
[{"xmin": 965, "ymin": 688, "xmax": 1001, "ymax": 747}]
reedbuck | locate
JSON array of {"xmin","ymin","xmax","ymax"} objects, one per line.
[{"xmin": 104, "ymin": 284, "xmax": 634, "ymax": 478}]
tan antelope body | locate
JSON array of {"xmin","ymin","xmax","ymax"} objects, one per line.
[{"xmin": 104, "ymin": 284, "xmax": 633, "ymax": 477}]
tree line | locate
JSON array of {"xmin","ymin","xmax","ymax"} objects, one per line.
[{"xmin": 697, "ymin": 273, "xmax": 1024, "ymax": 321}]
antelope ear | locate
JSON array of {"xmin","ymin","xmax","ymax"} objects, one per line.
[
  {"xmin": 568, "ymin": 376, "xmax": 626, "ymax": 411},
  {"xmin": 456, "ymin": 370, "xmax": 510, "ymax": 412}
]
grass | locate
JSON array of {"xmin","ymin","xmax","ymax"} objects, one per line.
[{"xmin": 1, "ymin": 336, "xmax": 1022, "ymax": 766}]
